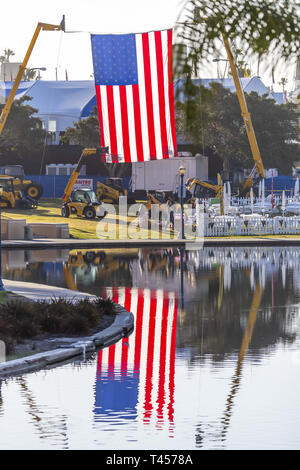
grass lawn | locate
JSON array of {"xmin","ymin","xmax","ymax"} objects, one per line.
[{"xmin": 1, "ymin": 198, "xmax": 175, "ymax": 240}]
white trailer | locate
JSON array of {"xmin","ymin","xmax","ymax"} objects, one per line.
[{"xmin": 131, "ymin": 154, "xmax": 208, "ymax": 194}]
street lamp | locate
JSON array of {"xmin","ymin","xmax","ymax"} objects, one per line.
[
  {"xmin": 179, "ymin": 165, "xmax": 186, "ymax": 239},
  {"xmin": 0, "ymin": 186, "xmax": 4, "ymax": 290},
  {"xmin": 213, "ymin": 58, "xmax": 229, "ymax": 79}
]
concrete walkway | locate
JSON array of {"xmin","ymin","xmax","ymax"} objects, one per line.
[
  {"xmin": 3, "ymin": 279, "xmax": 94, "ymax": 302},
  {"xmin": 0, "ymin": 279, "xmax": 134, "ymax": 378},
  {"xmin": 3, "ymin": 236, "xmax": 300, "ymax": 248}
]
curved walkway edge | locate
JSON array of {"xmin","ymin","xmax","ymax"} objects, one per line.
[{"xmin": 0, "ymin": 303, "xmax": 134, "ymax": 378}]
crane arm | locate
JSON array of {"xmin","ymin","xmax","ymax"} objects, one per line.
[
  {"xmin": 0, "ymin": 17, "xmax": 65, "ymax": 135},
  {"xmin": 186, "ymin": 178, "xmax": 218, "ymax": 193},
  {"xmin": 62, "ymin": 148, "xmax": 97, "ymax": 203},
  {"xmin": 195, "ymin": 16, "xmax": 266, "ymax": 182},
  {"xmin": 221, "ymin": 31, "xmax": 265, "ymax": 179}
]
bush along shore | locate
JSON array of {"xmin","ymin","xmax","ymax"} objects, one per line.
[{"xmin": 0, "ymin": 296, "xmax": 117, "ymax": 359}]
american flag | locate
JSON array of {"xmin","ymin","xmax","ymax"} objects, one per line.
[
  {"xmin": 95, "ymin": 287, "xmax": 178, "ymax": 429},
  {"xmin": 90, "ymin": 30, "xmax": 178, "ymax": 163}
]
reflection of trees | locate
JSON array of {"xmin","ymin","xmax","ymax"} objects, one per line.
[{"xmin": 2, "ymin": 263, "xmax": 66, "ymax": 288}]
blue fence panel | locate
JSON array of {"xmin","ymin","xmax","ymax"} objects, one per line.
[
  {"xmin": 264, "ymin": 176, "xmax": 295, "ymax": 195},
  {"xmin": 26, "ymin": 175, "xmax": 132, "ymax": 198},
  {"xmin": 200, "ymin": 175, "xmax": 296, "ymax": 196}
]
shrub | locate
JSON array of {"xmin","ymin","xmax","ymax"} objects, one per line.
[{"xmin": 0, "ymin": 295, "xmax": 117, "ymax": 350}]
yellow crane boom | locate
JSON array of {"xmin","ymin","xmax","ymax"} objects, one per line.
[
  {"xmin": 221, "ymin": 31, "xmax": 266, "ymax": 181},
  {"xmin": 0, "ymin": 16, "xmax": 65, "ymax": 135},
  {"xmin": 195, "ymin": 16, "xmax": 266, "ymax": 193},
  {"xmin": 62, "ymin": 148, "xmax": 97, "ymax": 203}
]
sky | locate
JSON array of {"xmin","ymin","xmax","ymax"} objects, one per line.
[{"xmin": 0, "ymin": 0, "xmax": 297, "ymax": 92}]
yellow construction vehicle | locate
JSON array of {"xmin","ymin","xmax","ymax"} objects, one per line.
[
  {"xmin": 61, "ymin": 148, "xmax": 107, "ymax": 219},
  {"xmin": 145, "ymin": 190, "xmax": 181, "ymax": 229},
  {"xmin": 0, "ymin": 17, "xmax": 65, "ymax": 135},
  {"xmin": 221, "ymin": 29, "xmax": 266, "ymax": 194},
  {"xmin": 0, "ymin": 17, "xmax": 65, "ymax": 205},
  {"xmin": 186, "ymin": 174, "xmax": 223, "ymax": 199},
  {"xmin": 185, "ymin": 173, "xmax": 224, "ymax": 213},
  {"xmin": 96, "ymin": 177, "xmax": 128, "ymax": 204},
  {"xmin": 0, "ymin": 165, "xmax": 43, "ymax": 199},
  {"xmin": 185, "ymin": 18, "xmax": 266, "ymax": 198},
  {"xmin": 0, "ymin": 176, "xmax": 37, "ymax": 209}
]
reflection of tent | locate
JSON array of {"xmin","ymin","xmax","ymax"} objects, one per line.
[{"xmin": 94, "ymin": 287, "xmax": 178, "ymax": 426}]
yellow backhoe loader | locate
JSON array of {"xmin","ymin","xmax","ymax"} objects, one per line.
[
  {"xmin": 61, "ymin": 148, "xmax": 107, "ymax": 219},
  {"xmin": 96, "ymin": 177, "xmax": 128, "ymax": 204},
  {"xmin": 0, "ymin": 176, "xmax": 38, "ymax": 209},
  {"xmin": 0, "ymin": 165, "xmax": 43, "ymax": 199}
]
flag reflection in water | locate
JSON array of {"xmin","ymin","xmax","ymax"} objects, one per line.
[{"xmin": 94, "ymin": 287, "xmax": 178, "ymax": 429}]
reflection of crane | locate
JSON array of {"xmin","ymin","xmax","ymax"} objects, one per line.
[
  {"xmin": 220, "ymin": 282, "xmax": 264, "ymax": 441},
  {"xmin": 16, "ymin": 376, "xmax": 69, "ymax": 448},
  {"xmin": 217, "ymin": 265, "xmax": 224, "ymax": 311}
]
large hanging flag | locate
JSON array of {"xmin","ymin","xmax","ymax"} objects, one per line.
[{"xmin": 91, "ymin": 30, "xmax": 178, "ymax": 162}]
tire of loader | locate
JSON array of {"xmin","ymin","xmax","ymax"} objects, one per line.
[
  {"xmin": 83, "ymin": 206, "xmax": 96, "ymax": 219},
  {"xmin": 25, "ymin": 183, "xmax": 43, "ymax": 199},
  {"xmin": 61, "ymin": 206, "xmax": 70, "ymax": 218}
]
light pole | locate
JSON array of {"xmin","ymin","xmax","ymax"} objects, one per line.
[
  {"xmin": 212, "ymin": 58, "xmax": 229, "ymax": 79},
  {"xmin": 179, "ymin": 165, "xmax": 186, "ymax": 239},
  {"xmin": 0, "ymin": 187, "xmax": 4, "ymax": 290},
  {"xmin": 23, "ymin": 67, "xmax": 47, "ymax": 81}
]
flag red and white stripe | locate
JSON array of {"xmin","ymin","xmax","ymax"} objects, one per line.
[
  {"xmin": 92, "ymin": 30, "xmax": 178, "ymax": 162},
  {"xmin": 98, "ymin": 287, "xmax": 178, "ymax": 426}
]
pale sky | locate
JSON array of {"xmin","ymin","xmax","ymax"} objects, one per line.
[{"xmin": 0, "ymin": 0, "xmax": 296, "ymax": 92}]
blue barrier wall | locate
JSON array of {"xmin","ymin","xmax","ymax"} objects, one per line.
[
  {"xmin": 26, "ymin": 175, "xmax": 132, "ymax": 198},
  {"xmin": 27, "ymin": 174, "xmax": 297, "ymax": 198}
]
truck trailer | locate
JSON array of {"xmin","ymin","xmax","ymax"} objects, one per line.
[{"xmin": 130, "ymin": 154, "xmax": 208, "ymax": 197}]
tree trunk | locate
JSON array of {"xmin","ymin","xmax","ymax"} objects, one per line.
[{"xmin": 223, "ymin": 156, "xmax": 229, "ymax": 182}]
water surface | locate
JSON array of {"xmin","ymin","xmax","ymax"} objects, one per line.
[{"xmin": 0, "ymin": 246, "xmax": 300, "ymax": 449}]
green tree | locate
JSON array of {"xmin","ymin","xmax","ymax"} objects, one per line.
[
  {"xmin": 0, "ymin": 48, "xmax": 39, "ymax": 80},
  {"xmin": 279, "ymin": 77, "xmax": 288, "ymax": 94},
  {"xmin": 0, "ymin": 49, "xmax": 15, "ymax": 64},
  {"xmin": 176, "ymin": 1, "xmax": 300, "ymax": 147},
  {"xmin": 62, "ymin": 106, "xmax": 100, "ymax": 148},
  {"xmin": 177, "ymin": 0, "xmax": 300, "ymax": 72},
  {"xmin": 0, "ymin": 96, "xmax": 46, "ymax": 159},
  {"xmin": 61, "ymin": 107, "xmax": 129, "ymax": 177},
  {"xmin": 176, "ymin": 82, "xmax": 300, "ymax": 174}
]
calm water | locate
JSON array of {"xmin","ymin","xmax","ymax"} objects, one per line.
[{"xmin": 0, "ymin": 245, "xmax": 300, "ymax": 450}]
